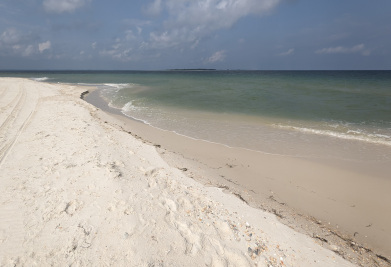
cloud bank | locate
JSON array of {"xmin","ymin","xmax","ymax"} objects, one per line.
[
  {"xmin": 39, "ymin": 41, "xmax": 51, "ymax": 53},
  {"xmin": 43, "ymin": 0, "xmax": 92, "ymax": 13},
  {"xmin": 207, "ymin": 50, "xmax": 226, "ymax": 63},
  {"xmin": 145, "ymin": 0, "xmax": 163, "ymax": 16},
  {"xmin": 101, "ymin": 0, "xmax": 281, "ymax": 64},
  {"xmin": 315, "ymin": 44, "xmax": 370, "ymax": 56},
  {"xmin": 146, "ymin": 0, "xmax": 281, "ymax": 49},
  {"xmin": 0, "ymin": 28, "xmax": 52, "ymax": 58},
  {"xmin": 278, "ymin": 48, "xmax": 294, "ymax": 56},
  {"xmin": 2, "ymin": 0, "xmax": 385, "ymax": 70}
]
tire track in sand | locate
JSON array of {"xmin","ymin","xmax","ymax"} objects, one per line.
[
  {"xmin": 0, "ymin": 84, "xmax": 38, "ymax": 166},
  {"xmin": 0, "ymin": 87, "xmax": 25, "ymax": 136},
  {"xmin": 0, "ymin": 87, "xmax": 7, "ymax": 99},
  {"xmin": 0, "ymin": 81, "xmax": 41, "ymax": 262},
  {"xmin": 0, "ymin": 88, "xmax": 23, "ymax": 112}
]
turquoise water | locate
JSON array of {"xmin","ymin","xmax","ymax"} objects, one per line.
[{"xmin": 2, "ymin": 70, "xmax": 391, "ymax": 160}]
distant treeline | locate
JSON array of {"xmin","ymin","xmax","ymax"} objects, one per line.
[{"xmin": 168, "ymin": 69, "xmax": 217, "ymax": 71}]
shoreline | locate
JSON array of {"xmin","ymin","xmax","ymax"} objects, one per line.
[
  {"xmin": 85, "ymin": 86, "xmax": 391, "ymax": 263},
  {"xmin": 87, "ymin": 88, "xmax": 391, "ymax": 163},
  {"xmin": 0, "ymin": 77, "xmax": 389, "ymax": 266}
]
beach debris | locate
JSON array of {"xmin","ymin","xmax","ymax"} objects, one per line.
[
  {"xmin": 271, "ymin": 209, "xmax": 284, "ymax": 219},
  {"xmin": 313, "ymin": 234, "xmax": 328, "ymax": 243},
  {"xmin": 224, "ymin": 177, "xmax": 240, "ymax": 185},
  {"xmin": 376, "ymin": 254, "xmax": 391, "ymax": 264},
  {"xmin": 247, "ymin": 246, "xmax": 262, "ymax": 259},
  {"xmin": 1, "ymin": 78, "xmax": 386, "ymax": 267},
  {"xmin": 330, "ymin": 245, "xmax": 341, "ymax": 253},
  {"xmin": 232, "ymin": 192, "xmax": 249, "ymax": 205},
  {"xmin": 217, "ymin": 184, "xmax": 229, "ymax": 190},
  {"xmin": 268, "ymin": 195, "xmax": 286, "ymax": 206},
  {"xmin": 80, "ymin": 91, "xmax": 89, "ymax": 99}
]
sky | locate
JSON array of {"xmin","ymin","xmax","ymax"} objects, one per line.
[{"xmin": 0, "ymin": 0, "xmax": 390, "ymax": 70}]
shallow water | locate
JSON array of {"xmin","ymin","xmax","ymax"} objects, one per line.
[{"xmin": 2, "ymin": 70, "xmax": 391, "ymax": 161}]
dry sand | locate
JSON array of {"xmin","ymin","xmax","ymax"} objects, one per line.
[
  {"xmin": 86, "ymin": 87, "xmax": 391, "ymax": 266},
  {"xmin": 0, "ymin": 78, "xmax": 385, "ymax": 266}
]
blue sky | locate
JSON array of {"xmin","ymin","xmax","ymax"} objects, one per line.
[{"xmin": 0, "ymin": 0, "xmax": 390, "ymax": 70}]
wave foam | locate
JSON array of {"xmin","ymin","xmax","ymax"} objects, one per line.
[
  {"xmin": 104, "ymin": 83, "xmax": 132, "ymax": 89},
  {"xmin": 275, "ymin": 124, "xmax": 391, "ymax": 146},
  {"xmin": 121, "ymin": 101, "xmax": 135, "ymax": 112},
  {"xmin": 31, "ymin": 77, "xmax": 49, "ymax": 82}
]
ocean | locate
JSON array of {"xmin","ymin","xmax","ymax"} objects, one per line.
[{"xmin": 2, "ymin": 70, "xmax": 391, "ymax": 161}]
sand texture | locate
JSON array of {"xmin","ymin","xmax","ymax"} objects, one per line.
[
  {"xmin": 85, "ymin": 87, "xmax": 391, "ymax": 265},
  {"xmin": 0, "ymin": 78, "xmax": 357, "ymax": 266}
]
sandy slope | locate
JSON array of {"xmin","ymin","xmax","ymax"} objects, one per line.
[{"xmin": 0, "ymin": 78, "xmax": 354, "ymax": 266}]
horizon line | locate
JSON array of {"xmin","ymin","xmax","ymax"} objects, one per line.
[{"xmin": 1, "ymin": 69, "xmax": 390, "ymax": 72}]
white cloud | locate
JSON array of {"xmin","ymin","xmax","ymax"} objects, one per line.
[
  {"xmin": 165, "ymin": 0, "xmax": 279, "ymax": 29},
  {"xmin": 23, "ymin": 45, "xmax": 35, "ymax": 57},
  {"xmin": 149, "ymin": 31, "xmax": 178, "ymax": 49},
  {"xmin": 0, "ymin": 28, "xmax": 41, "ymax": 57},
  {"xmin": 0, "ymin": 28, "xmax": 21, "ymax": 45},
  {"xmin": 146, "ymin": 0, "xmax": 280, "ymax": 49},
  {"xmin": 39, "ymin": 41, "xmax": 51, "ymax": 53},
  {"xmin": 278, "ymin": 48, "xmax": 294, "ymax": 56},
  {"xmin": 100, "ymin": 0, "xmax": 280, "ymax": 63},
  {"xmin": 125, "ymin": 30, "xmax": 138, "ymax": 41},
  {"xmin": 122, "ymin": 19, "xmax": 152, "ymax": 28},
  {"xmin": 43, "ymin": 0, "xmax": 92, "ymax": 13},
  {"xmin": 207, "ymin": 50, "xmax": 226, "ymax": 63},
  {"xmin": 145, "ymin": 0, "xmax": 162, "ymax": 16},
  {"xmin": 99, "ymin": 41, "xmax": 133, "ymax": 62},
  {"xmin": 12, "ymin": 44, "xmax": 35, "ymax": 57},
  {"xmin": 315, "ymin": 43, "xmax": 370, "ymax": 56},
  {"xmin": 190, "ymin": 39, "xmax": 200, "ymax": 49}
]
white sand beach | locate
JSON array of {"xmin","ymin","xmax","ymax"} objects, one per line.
[{"xmin": 0, "ymin": 78, "xmax": 382, "ymax": 266}]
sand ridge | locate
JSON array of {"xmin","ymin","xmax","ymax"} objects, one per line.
[{"xmin": 0, "ymin": 78, "xmax": 355, "ymax": 266}]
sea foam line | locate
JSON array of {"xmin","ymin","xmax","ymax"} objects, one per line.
[
  {"xmin": 31, "ymin": 77, "xmax": 49, "ymax": 82},
  {"xmin": 116, "ymin": 102, "xmax": 314, "ymax": 159},
  {"xmin": 104, "ymin": 83, "xmax": 132, "ymax": 89},
  {"xmin": 275, "ymin": 124, "xmax": 391, "ymax": 146}
]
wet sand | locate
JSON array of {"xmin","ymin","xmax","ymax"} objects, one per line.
[
  {"xmin": 0, "ymin": 78, "xmax": 388, "ymax": 266},
  {"xmin": 85, "ymin": 88, "xmax": 391, "ymax": 265}
]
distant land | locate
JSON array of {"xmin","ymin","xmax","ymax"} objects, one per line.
[{"xmin": 168, "ymin": 69, "xmax": 217, "ymax": 71}]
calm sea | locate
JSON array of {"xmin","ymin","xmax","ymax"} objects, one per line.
[{"xmin": 2, "ymin": 70, "xmax": 391, "ymax": 161}]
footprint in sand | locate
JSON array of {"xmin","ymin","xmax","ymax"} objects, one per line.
[
  {"xmin": 144, "ymin": 167, "xmax": 162, "ymax": 177},
  {"xmin": 64, "ymin": 200, "xmax": 83, "ymax": 216},
  {"xmin": 0, "ymin": 229, "xmax": 6, "ymax": 244}
]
